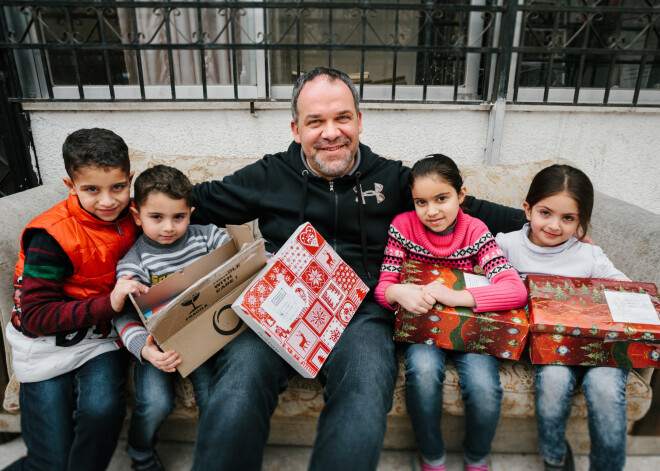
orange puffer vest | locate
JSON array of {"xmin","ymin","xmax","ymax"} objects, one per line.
[{"xmin": 14, "ymin": 193, "xmax": 139, "ymax": 299}]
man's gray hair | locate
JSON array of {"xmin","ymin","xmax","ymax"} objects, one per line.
[{"xmin": 291, "ymin": 67, "xmax": 360, "ymax": 124}]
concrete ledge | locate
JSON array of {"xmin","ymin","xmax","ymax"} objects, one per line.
[
  {"xmin": 5, "ymin": 410, "xmax": 660, "ymax": 456},
  {"xmin": 0, "ymin": 413, "xmax": 20, "ymax": 433}
]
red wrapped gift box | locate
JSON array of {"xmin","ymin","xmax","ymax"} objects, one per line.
[
  {"xmin": 526, "ymin": 275, "xmax": 660, "ymax": 367},
  {"xmin": 530, "ymin": 333, "xmax": 660, "ymax": 368},
  {"xmin": 232, "ymin": 222, "xmax": 369, "ymax": 378},
  {"xmin": 394, "ymin": 259, "xmax": 529, "ymax": 360}
]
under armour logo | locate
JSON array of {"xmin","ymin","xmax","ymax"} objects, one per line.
[{"xmin": 355, "ymin": 183, "xmax": 385, "ymax": 204}]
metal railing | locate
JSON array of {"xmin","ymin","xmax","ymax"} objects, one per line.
[
  {"xmin": 512, "ymin": 0, "xmax": 660, "ymax": 105},
  {"xmin": 0, "ymin": 0, "xmax": 658, "ymax": 106}
]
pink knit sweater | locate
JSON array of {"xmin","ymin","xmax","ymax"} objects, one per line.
[{"xmin": 375, "ymin": 210, "xmax": 527, "ymax": 312}]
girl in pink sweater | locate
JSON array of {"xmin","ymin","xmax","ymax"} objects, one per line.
[{"xmin": 375, "ymin": 154, "xmax": 527, "ymax": 471}]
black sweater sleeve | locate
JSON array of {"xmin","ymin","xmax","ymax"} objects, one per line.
[
  {"xmin": 191, "ymin": 158, "xmax": 270, "ymax": 226},
  {"xmin": 463, "ymin": 195, "xmax": 526, "ymax": 235}
]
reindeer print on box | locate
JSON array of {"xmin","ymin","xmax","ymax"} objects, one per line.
[{"xmin": 233, "ymin": 222, "xmax": 369, "ymax": 378}]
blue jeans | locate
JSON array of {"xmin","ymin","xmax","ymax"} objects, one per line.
[
  {"xmin": 535, "ymin": 365, "xmax": 629, "ymax": 471},
  {"xmin": 188, "ymin": 299, "xmax": 397, "ymax": 471},
  {"xmin": 126, "ymin": 360, "xmax": 176, "ymax": 461},
  {"xmin": 5, "ymin": 349, "xmax": 126, "ymax": 471},
  {"xmin": 404, "ymin": 345, "xmax": 503, "ymax": 467}
]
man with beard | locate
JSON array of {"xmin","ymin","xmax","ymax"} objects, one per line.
[{"xmin": 188, "ymin": 67, "xmax": 524, "ymax": 471}]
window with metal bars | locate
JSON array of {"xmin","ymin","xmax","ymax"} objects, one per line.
[{"xmin": 1, "ymin": 0, "xmax": 658, "ymax": 106}]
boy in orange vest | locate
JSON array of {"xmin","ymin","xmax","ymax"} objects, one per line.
[{"xmin": 5, "ymin": 128, "xmax": 148, "ymax": 470}]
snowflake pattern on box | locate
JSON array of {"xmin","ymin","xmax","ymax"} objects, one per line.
[
  {"xmin": 320, "ymin": 318, "xmax": 345, "ymax": 349},
  {"xmin": 304, "ymin": 300, "xmax": 333, "ymax": 335},
  {"xmin": 278, "ymin": 242, "xmax": 313, "ymax": 276},
  {"xmin": 265, "ymin": 260, "xmax": 296, "ymax": 286},
  {"xmin": 233, "ymin": 222, "xmax": 369, "ymax": 378},
  {"xmin": 242, "ymin": 279, "xmax": 272, "ymax": 322},
  {"xmin": 302, "ymin": 260, "xmax": 330, "ymax": 293}
]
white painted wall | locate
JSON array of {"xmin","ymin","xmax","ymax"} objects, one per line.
[
  {"xmin": 24, "ymin": 103, "xmax": 660, "ymax": 214},
  {"xmin": 499, "ymin": 108, "xmax": 660, "ymax": 216}
]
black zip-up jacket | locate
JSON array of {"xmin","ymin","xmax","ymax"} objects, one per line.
[{"xmin": 192, "ymin": 142, "xmax": 524, "ymax": 291}]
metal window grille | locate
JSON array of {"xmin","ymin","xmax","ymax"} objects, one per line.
[{"xmin": 0, "ymin": 0, "xmax": 658, "ymax": 106}]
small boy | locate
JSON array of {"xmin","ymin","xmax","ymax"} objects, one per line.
[
  {"xmin": 5, "ymin": 128, "xmax": 148, "ymax": 470},
  {"xmin": 113, "ymin": 164, "xmax": 230, "ymax": 471}
]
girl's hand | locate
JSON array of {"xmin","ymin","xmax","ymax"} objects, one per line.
[
  {"xmin": 422, "ymin": 281, "xmax": 476, "ymax": 308},
  {"xmin": 385, "ymin": 284, "xmax": 436, "ymax": 314},
  {"xmin": 140, "ymin": 334, "xmax": 181, "ymax": 372}
]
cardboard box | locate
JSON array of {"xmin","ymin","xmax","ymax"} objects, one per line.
[
  {"xmin": 394, "ymin": 260, "xmax": 529, "ymax": 360},
  {"xmin": 526, "ymin": 275, "xmax": 660, "ymax": 367},
  {"xmin": 232, "ymin": 222, "xmax": 369, "ymax": 378},
  {"xmin": 130, "ymin": 225, "xmax": 268, "ymax": 377}
]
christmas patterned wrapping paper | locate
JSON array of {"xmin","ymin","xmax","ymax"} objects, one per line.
[
  {"xmin": 232, "ymin": 222, "xmax": 369, "ymax": 378},
  {"xmin": 526, "ymin": 275, "xmax": 660, "ymax": 367},
  {"xmin": 394, "ymin": 259, "xmax": 529, "ymax": 360},
  {"xmin": 529, "ymin": 333, "xmax": 660, "ymax": 368}
]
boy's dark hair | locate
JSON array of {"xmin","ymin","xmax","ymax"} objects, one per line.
[
  {"xmin": 409, "ymin": 154, "xmax": 464, "ymax": 195},
  {"xmin": 291, "ymin": 67, "xmax": 360, "ymax": 124},
  {"xmin": 62, "ymin": 128, "xmax": 130, "ymax": 178},
  {"xmin": 525, "ymin": 164, "xmax": 594, "ymax": 239},
  {"xmin": 133, "ymin": 165, "xmax": 193, "ymax": 209}
]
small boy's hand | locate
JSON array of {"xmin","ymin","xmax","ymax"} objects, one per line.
[
  {"xmin": 141, "ymin": 334, "xmax": 181, "ymax": 373},
  {"xmin": 574, "ymin": 230, "xmax": 595, "ymax": 245},
  {"xmin": 110, "ymin": 275, "xmax": 148, "ymax": 312}
]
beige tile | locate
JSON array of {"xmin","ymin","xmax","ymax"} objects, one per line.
[{"xmin": 2, "ymin": 437, "xmax": 660, "ymax": 470}]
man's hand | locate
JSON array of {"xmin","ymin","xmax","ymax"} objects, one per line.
[
  {"xmin": 141, "ymin": 334, "xmax": 181, "ymax": 373},
  {"xmin": 574, "ymin": 230, "xmax": 595, "ymax": 245},
  {"xmin": 385, "ymin": 284, "xmax": 436, "ymax": 314},
  {"xmin": 110, "ymin": 275, "xmax": 148, "ymax": 312},
  {"xmin": 422, "ymin": 281, "xmax": 476, "ymax": 308}
]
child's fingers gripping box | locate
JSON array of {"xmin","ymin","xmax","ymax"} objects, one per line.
[
  {"xmin": 232, "ymin": 222, "xmax": 370, "ymax": 378},
  {"xmin": 395, "ymin": 259, "xmax": 529, "ymax": 360},
  {"xmin": 129, "ymin": 225, "xmax": 268, "ymax": 377}
]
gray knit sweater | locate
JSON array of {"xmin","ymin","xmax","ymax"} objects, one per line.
[{"xmin": 113, "ymin": 224, "xmax": 231, "ymax": 360}]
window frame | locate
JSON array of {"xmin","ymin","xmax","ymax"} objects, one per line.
[{"xmin": 2, "ymin": 0, "xmax": 659, "ymax": 106}]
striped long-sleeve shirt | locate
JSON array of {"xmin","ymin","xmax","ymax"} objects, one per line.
[{"xmin": 113, "ymin": 224, "xmax": 231, "ymax": 360}]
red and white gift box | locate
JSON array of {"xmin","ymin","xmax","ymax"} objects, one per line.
[{"xmin": 232, "ymin": 222, "xmax": 370, "ymax": 378}]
